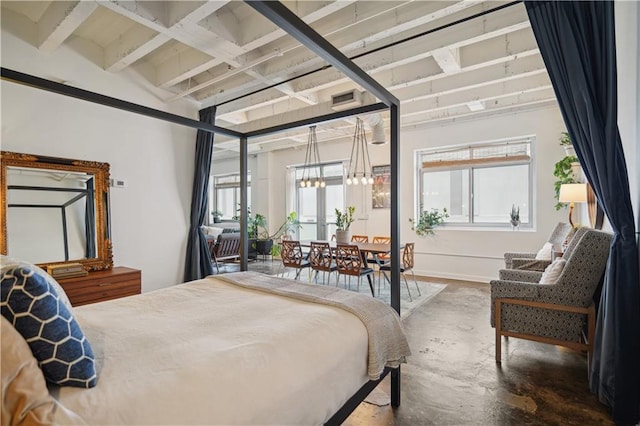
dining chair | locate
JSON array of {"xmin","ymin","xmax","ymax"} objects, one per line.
[
  {"xmin": 308, "ymin": 241, "xmax": 337, "ymax": 285},
  {"xmin": 350, "ymin": 235, "xmax": 369, "ymax": 243},
  {"xmin": 334, "ymin": 243, "xmax": 375, "ymax": 296},
  {"xmin": 380, "ymin": 242, "xmax": 420, "ymax": 302},
  {"xmin": 370, "ymin": 235, "xmax": 391, "ymax": 286},
  {"xmin": 279, "ymin": 240, "xmax": 310, "ymax": 280}
]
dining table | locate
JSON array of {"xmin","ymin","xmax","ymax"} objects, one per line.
[{"xmin": 298, "ymin": 241, "xmax": 401, "ymax": 296}]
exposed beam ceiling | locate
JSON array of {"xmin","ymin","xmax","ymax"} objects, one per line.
[{"xmin": 1, "ymin": 0, "xmax": 553, "ymax": 158}]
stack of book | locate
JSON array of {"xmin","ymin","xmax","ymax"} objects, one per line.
[{"xmin": 47, "ymin": 263, "xmax": 88, "ymax": 279}]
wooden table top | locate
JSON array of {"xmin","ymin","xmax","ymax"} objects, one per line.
[{"xmin": 299, "ymin": 240, "xmax": 400, "ymax": 254}]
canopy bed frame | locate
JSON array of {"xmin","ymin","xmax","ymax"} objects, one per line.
[{"xmin": 1, "ymin": 2, "xmax": 403, "ymax": 423}]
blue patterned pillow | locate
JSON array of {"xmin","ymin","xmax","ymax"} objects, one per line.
[{"xmin": 1, "ymin": 266, "xmax": 97, "ymax": 388}]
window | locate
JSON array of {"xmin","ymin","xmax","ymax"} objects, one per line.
[
  {"xmin": 292, "ymin": 162, "xmax": 345, "ymax": 240},
  {"xmin": 417, "ymin": 137, "xmax": 533, "ymax": 227},
  {"xmin": 209, "ymin": 173, "xmax": 251, "ymax": 222}
]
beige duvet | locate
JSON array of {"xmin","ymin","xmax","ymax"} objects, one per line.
[{"xmin": 52, "ymin": 274, "xmax": 378, "ymax": 425}]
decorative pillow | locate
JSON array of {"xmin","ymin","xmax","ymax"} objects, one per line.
[
  {"xmin": 1, "ymin": 266, "xmax": 97, "ymax": 388},
  {"xmin": 201, "ymin": 226, "xmax": 225, "ymax": 239},
  {"xmin": 1, "ymin": 316, "xmax": 57, "ymax": 425},
  {"xmin": 0, "ymin": 255, "xmax": 74, "ymax": 312},
  {"xmin": 539, "ymin": 259, "xmax": 566, "ymax": 284},
  {"xmin": 535, "ymin": 242, "xmax": 553, "ymax": 260}
]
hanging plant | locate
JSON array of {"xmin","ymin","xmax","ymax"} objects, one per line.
[
  {"xmin": 410, "ymin": 207, "xmax": 449, "ymax": 236},
  {"xmin": 553, "ymin": 155, "xmax": 579, "ymax": 210}
]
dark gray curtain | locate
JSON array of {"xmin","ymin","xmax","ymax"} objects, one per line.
[
  {"xmin": 85, "ymin": 178, "xmax": 96, "ymax": 258},
  {"xmin": 184, "ymin": 106, "xmax": 216, "ymax": 282},
  {"xmin": 525, "ymin": 2, "xmax": 640, "ymax": 424}
]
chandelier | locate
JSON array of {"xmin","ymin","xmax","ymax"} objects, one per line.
[
  {"xmin": 346, "ymin": 117, "xmax": 374, "ymax": 185},
  {"xmin": 300, "ymin": 125, "xmax": 325, "ymax": 188}
]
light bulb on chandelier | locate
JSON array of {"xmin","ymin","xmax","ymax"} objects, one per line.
[
  {"xmin": 345, "ymin": 117, "xmax": 374, "ymax": 186},
  {"xmin": 299, "ymin": 125, "xmax": 325, "ymax": 189}
]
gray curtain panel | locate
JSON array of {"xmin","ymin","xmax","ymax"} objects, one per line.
[
  {"xmin": 525, "ymin": 2, "xmax": 640, "ymax": 424},
  {"xmin": 184, "ymin": 106, "xmax": 216, "ymax": 282}
]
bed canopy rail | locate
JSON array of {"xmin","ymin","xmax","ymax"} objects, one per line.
[{"xmin": 1, "ymin": 0, "xmax": 404, "ymax": 414}]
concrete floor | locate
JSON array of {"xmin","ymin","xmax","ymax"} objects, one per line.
[
  {"xmin": 214, "ymin": 262, "xmax": 612, "ymax": 425},
  {"xmin": 344, "ymin": 279, "xmax": 613, "ymax": 426}
]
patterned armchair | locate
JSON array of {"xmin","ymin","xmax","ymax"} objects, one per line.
[
  {"xmin": 503, "ymin": 222, "xmax": 574, "ymax": 270},
  {"xmin": 490, "ymin": 228, "xmax": 612, "ymax": 368}
]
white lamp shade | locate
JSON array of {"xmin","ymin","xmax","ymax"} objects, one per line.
[{"xmin": 559, "ymin": 183, "xmax": 588, "ymax": 203}]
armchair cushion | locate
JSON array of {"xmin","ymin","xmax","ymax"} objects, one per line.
[
  {"xmin": 535, "ymin": 242, "xmax": 553, "ymax": 260},
  {"xmin": 498, "ymin": 269, "xmax": 543, "ymax": 282},
  {"xmin": 539, "ymin": 259, "xmax": 566, "ymax": 284},
  {"xmin": 512, "ymin": 258, "xmax": 551, "ymax": 271}
]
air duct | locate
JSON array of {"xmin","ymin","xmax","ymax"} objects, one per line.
[{"xmin": 359, "ymin": 113, "xmax": 386, "ymax": 144}]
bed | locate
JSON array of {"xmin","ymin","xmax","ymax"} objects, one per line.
[{"xmin": 1, "ymin": 267, "xmax": 410, "ymax": 425}]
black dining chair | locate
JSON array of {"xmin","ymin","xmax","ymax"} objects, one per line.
[
  {"xmin": 380, "ymin": 242, "xmax": 420, "ymax": 302},
  {"xmin": 279, "ymin": 240, "xmax": 310, "ymax": 280},
  {"xmin": 308, "ymin": 241, "xmax": 337, "ymax": 285},
  {"xmin": 334, "ymin": 243, "xmax": 375, "ymax": 296}
]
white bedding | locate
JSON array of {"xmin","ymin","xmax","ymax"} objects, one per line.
[{"xmin": 52, "ymin": 275, "xmax": 371, "ymax": 425}]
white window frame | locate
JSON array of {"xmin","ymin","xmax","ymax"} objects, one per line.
[
  {"xmin": 416, "ymin": 136, "xmax": 535, "ymax": 229},
  {"xmin": 208, "ymin": 173, "xmax": 251, "ymax": 223}
]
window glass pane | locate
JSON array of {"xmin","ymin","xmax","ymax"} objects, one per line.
[
  {"xmin": 423, "ymin": 170, "xmax": 469, "ymax": 223},
  {"xmin": 217, "ymin": 188, "xmax": 235, "ymax": 219},
  {"xmin": 299, "ymin": 224, "xmax": 318, "ymax": 241},
  {"xmin": 298, "ymin": 187, "xmax": 317, "ymax": 223},
  {"xmin": 325, "ymin": 184, "xmax": 343, "ymax": 221},
  {"xmin": 473, "ymin": 165, "xmax": 529, "ymax": 223}
]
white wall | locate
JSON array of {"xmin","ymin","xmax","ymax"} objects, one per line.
[
  {"xmin": 1, "ymin": 28, "xmax": 199, "ymax": 292},
  {"xmin": 232, "ymin": 106, "xmax": 569, "ymax": 282},
  {"xmin": 616, "ymin": 1, "xmax": 640, "ymax": 250}
]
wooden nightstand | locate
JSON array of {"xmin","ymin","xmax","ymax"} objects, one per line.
[{"xmin": 57, "ymin": 267, "xmax": 141, "ymax": 306}]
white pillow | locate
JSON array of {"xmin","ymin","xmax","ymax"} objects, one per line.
[
  {"xmin": 535, "ymin": 242, "xmax": 553, "ymax": 260},
  {"xmin": 539, "ymin": 259, "xmax": 566, "ymax": 284},
  {"xmin": 201, "ymin": 226, "xmax": 224, "ymax": 239}
]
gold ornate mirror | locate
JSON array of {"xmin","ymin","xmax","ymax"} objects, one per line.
[{"xmin": 1, "ymin": 151, "xmax": 113, "ymax": 271}]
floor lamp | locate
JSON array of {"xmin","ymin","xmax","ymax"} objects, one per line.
[{"xmin": 559, "ymin": 183, "xmax": 588, "ymax": 228}]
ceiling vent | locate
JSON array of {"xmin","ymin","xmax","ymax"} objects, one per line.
[{"xmin": 331, "ymin": 89, "xmax": 362, "ymax": 110}]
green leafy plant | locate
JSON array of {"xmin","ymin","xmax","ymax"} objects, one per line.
[
  {"xmin": 268, "ymin": 212, "xmax": 302, "ymax": 257},
  {"xmin": 559, "ymin": 131, "xmax": 572, "ymax": 146},
  {"xmin": 211, "ymin": 210, "xmax": 223, "ymax": 223},
  {"xmin": 410, "ymin": 207, "xmax": 449, "ymax": 236},
  {"xmin": 553, "ymin": 155, "xmax": 579, "ymax": 210},
  {"xmin": 335, "ymin": 206, "xmax": 355, "ymax": 231},
  {"xmin": 510, "ymin": 205, "xmax": 520, "ymax": 222}
]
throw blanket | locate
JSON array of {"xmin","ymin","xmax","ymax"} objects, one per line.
[{"xmin": 216, "ymin": 271, "xmax": 411, "ymax": 380}]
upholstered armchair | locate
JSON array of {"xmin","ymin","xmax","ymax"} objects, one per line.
[
  {"xmin": 490, "ymin": 228, "xmax": 612, "ymax": 368},
  {"xmin": 503, "ymin": 222, "xmax": 574, "ymax": 270}
]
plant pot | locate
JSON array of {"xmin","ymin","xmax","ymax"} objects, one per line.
[
  {"xmin": 213, "ymin": 217, "xmax": 221, "ymax": 223},
  {"xmin": 335, "ymin": 230, "xmax": 351, "ymax": 243},
  {"xmin": 563, "ymin": 146, "xmax": 575, "ymax": 157},
  {"xmin": 255, "ymin": 239, "xmax": 273, "ymax": 255}
]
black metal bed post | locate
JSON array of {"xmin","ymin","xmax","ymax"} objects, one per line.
[
  {"xmin": 240, "ymin": 135, "xmax": 249, "ymax": 271},
  {"xmin": 390, "ymin": 103, "xmax": 401, "ymax": 406},
  {"xmin": 247, "ymin": 0, "xmax": 404, "ymax": 409}
]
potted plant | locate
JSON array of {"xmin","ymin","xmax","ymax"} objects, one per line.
[
  {"xmin": 335, "ymin": 206, "xmax": 355, "ymax": 243},
  {"xmin": 410, "ymin": 207, "xmax": 449, "ymax": 236},
  {"xmin": 560, "ymin": 131, "xmax": 575, "ymax": 156},
  {"xmin": 254, "ymin": 212, "xmax": 300, "ymax": 257},
  {"xmin": 268, "ymin": 212, "xmax": 301, "ymax": 258},
  {"xmin": 510, "ymin": 204, "xmax": 520, "ymax": 229},
  {"xmin": 211, "ymin": 210, "xmax": 223, "ymax": 223}
]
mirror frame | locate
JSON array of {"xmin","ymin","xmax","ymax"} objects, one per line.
[{"xmin": 1, "ymin": 151, "xmax": 113, "ymax": 271}]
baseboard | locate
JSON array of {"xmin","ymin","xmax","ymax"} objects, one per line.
[{"xmin": 413, "ymin": 272, "xmax": 491, "ymax": 285}]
